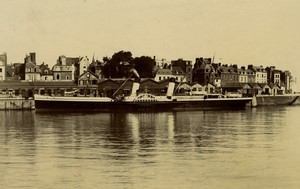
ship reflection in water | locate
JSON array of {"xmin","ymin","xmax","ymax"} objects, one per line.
[{"xmin": 1, "ymin": 107, "xmax": 300, "ymax": 188}]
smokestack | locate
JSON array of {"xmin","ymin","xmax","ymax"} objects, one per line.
[
  {"xmin": 130, "ymin": 78, "xmax": 140, "ymax": 97},
  {"xmin": 166, "ymin": 78, "xmax": 175, "ymax": 97}
]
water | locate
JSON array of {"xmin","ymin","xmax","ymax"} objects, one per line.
[{"xmin": 1, "ymin": 106, "xmax": 300, "ymax": 189}]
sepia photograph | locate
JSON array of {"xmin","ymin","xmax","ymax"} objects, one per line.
[{"xmin": 1, "ymin": 0, "xmax": 300, "ymax": 188}]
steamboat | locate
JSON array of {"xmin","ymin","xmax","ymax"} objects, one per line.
[{"xmin": 34, "ymin": 78, "xmax": 254, "ymax": 112}]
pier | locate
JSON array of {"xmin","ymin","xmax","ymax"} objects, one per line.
[{"xmin": 0, "ymin": 97, "xmax": 34, "ymax": 110}]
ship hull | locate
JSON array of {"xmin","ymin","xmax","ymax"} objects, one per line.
[{"xmin": 34, "ymin": 95, "xmax": 253, "ymax": 112}]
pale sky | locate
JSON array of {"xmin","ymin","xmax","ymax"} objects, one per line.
[{"xmin": 1, "ymin": 0, "xmax": 300, "ymax": 84}]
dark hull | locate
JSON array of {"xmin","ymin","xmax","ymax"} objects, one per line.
[{"xmin": 34, "ymin": 98, "xmax": 252, "ymax": 112}]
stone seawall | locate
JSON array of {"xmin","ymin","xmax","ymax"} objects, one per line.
[
  {"xmin": 0, "ymin": 98, "xmax": 35, "ymax": 110},
  {"xmin": 256, "ymin": 94, "xmax": 300, "ymax": 106}
]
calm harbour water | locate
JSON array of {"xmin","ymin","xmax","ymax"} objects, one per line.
[{"xmin": 1, "ymin": 106, "xmax": 300, "ymax": 189}]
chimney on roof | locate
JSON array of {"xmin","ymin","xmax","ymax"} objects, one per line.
[
  {"xmin": 204, "ymin": 58, "xmax": 211, "ymax": 64},
  {"xmin": 248, "ymin": 65, "xmax": 253, "ymax": 69},
  {"xmin": 30, "ymin": 52, "xmax": 36, "ymax": 64},
  {"xmin": 241, "ymin": 66, "xmax": 245, "ymax": 70},
  {"xmin": 233, "ymin": 64, "xmax": 238, "ymax": 70},
  {"xmin": 61, "ymin": 56, "xmax": 66, "ymax": 65}
]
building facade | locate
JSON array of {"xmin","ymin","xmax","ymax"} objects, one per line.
[
  {"xmin": 171, "ymin": 58, "xmax": 193, "ymax": 84},
  {"xmin": 53, "ymin": 55, "xmax": 77, "ymax": 81},
  {"xmin": 0, "ymin": 53, "xmax": 7, "ymax": 81}
]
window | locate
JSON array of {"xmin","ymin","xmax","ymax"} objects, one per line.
[
  {"xmin": 66, "ymin": 75, "xmax": 69, "ymax": 80},
  {"xmin": 0, "ymin": 68, "xmax": 2, "ymax": 72},
  {"xmin": 56, "ymin": 74, "xmax": 60, "ymax": 80}
]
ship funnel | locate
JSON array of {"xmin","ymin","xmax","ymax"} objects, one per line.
[
  {"xmin": 166, "ymin": 78, "xmax": 176, "ymax": 97},
  {"xmin": 130, "ymin": 78, "xmax": 140, "ymax": 97}
]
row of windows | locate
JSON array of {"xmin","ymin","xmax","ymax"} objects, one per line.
[
  {"xmin": 256, "ymin": 73, "xmax": 267, "ymax": 78},
  {"xmin": 55, "ymin": 74, "xmax": 70, "ymax": 80},
  {"xmin": 222, "ymin": 75, "xmax": 239, "ymax": 80},
  {"xmin": 79, "ymin": 80, "xmax": 97, "ymax": 85},
  {"xmin": 26, "ymin": 68, "xmax": 40, "ymax": 72},
  {"xmin": 240, "ymin": 77, "xmax": 247, "ymax": 81},
  {"xmin": 158, "ymin": 76, "xmax": 183, "ymax": 81},
  {"xmin": 53, "ymin": 66, "xmax": 71, "ymax": 71},
  {"xmin": 27, "ymin": 75, "xmax": 38, "ymax": 80}
]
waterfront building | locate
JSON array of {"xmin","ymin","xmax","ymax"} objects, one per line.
[
  {"xmin": 259, "ymin": 83, "xmax": 272, "ymax": 95},
  {"xmin": 24, "ymin": 53, "xmax": 41, "ymax": 81},
  {"xmin": 0, "ymin": 53, "xmax": 7, "ymax": 81},
  {"xmin": 273, "ymin": 70, "xmax": 281, "ymax": 84},
  {"xmin": 77, "ymin": 70, "xmax": 99, "ymax": 96},
  {"xmin": 249, "ymin": 83, "xmax": 262, "ymax": 95},
  {"xmin": 176, "ymin": 82, "xmax": 192, "ymax": 94},
  {"xmin": 53, "ymin": 55, "xmax": 79, "ymax": 81},
  {"xmin": 154, "ymin": 68, "xmax": 173, "ymax": 82},
  {"xmin": 171, "ymin": 66, "xmax": 186, "ymax": 83},
  {"xmin": 266, "ymin": 66, "xmax": 281, "ymax": 85},
  {"xmin": 78, "ymin": 70, "xmax": 98, "ymax": 86},
  {"xmin": 269, "ymin": 83, "xmax": 280, "ymax": 95},
  {"xmin": 246, "ymin": 68, "xmax": 255, "ymax": 83},
  {"xmin": 25, "ymin": 62, "xmax": 41, "ymax": 81},
  {"xmin": 217, "ymin": 65, "xmax": 239, "ymax": 86},
  {"xmin": 89, "ymin": 60, "xmax": 105, "ymax": 79},
  {"xmin": 238, "ymin": 66, "xmax": 248, "ymax": 83},
  {"xmin": 79, "ymin": 56, "xmax": 90, "ymax": 76},
  {"xmin": 248, "ymin": 65, "xmax": 267, "ymax": 83},
  {"xmin": 171, "ymin": 58, "xmax": 193, "ymax": 84},
  {"xmin": 40, "ymin": 63, "xmax": 53, "ymax": 81},
  {"xmin": 193, "ymin": 57, "xmax": 216, "ymax": 85}
]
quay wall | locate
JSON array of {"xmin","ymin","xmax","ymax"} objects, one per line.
[
  {"xmin": 255, "ymin": 94, "xmax": 300, "ymax": 106},
  {"xmin": 0, "ymin": 98, "xmax": 34, "ymax": 110}
]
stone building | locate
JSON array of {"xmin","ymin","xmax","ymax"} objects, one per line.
[
  {"xmin": 193, "ymin": 57, "xmax": 216, "ymax": 85},
  {"xmin": 53, "ymin": 55, "xmax": 79, "ymax": 81}
]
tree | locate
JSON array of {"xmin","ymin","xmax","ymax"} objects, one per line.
[
  {"xmin": 18, "ymin": 63, "xmax": 25, "ymax": 80},
  {"xmin": 163, "ymin": 63, "xmax": 170, "ymax": 69},
  {"xmin": 132, "ymin": 56, "xmax": 156, "ymax": 78},
  {"xmin": 101, "ymin": 51, "xmax": 157, "ymax": 78},
  {"xmin": 102, "ymin": 51, "xmax": 133, "ymax": 78}
]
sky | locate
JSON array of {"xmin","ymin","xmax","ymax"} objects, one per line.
[{"xmin": 1, "ymin": 0, "xmax": 300, "ymax": 87}]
